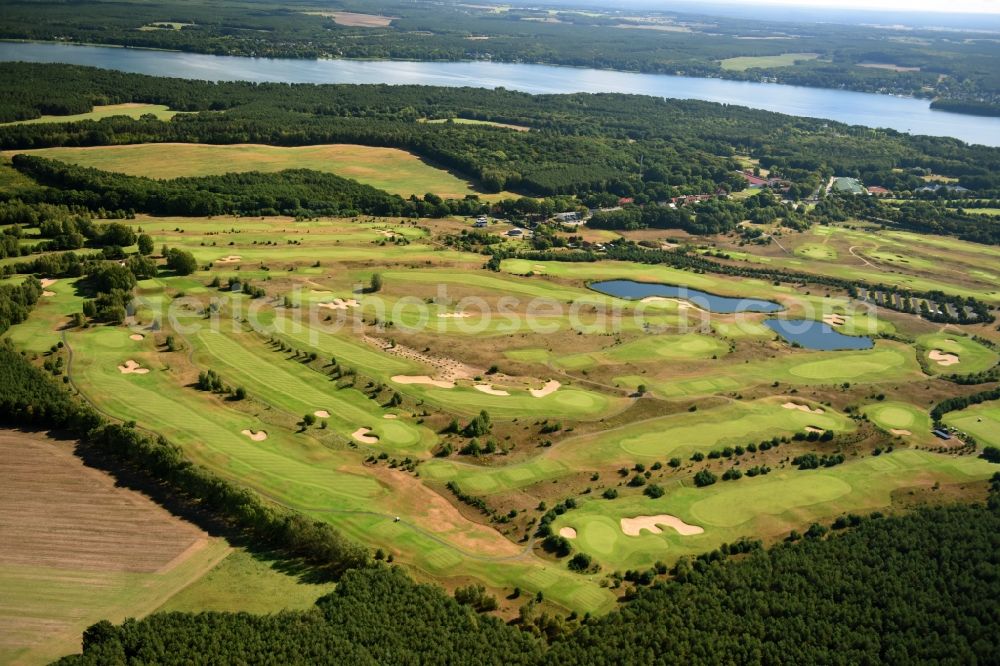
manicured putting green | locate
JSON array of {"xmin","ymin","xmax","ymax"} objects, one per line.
[{"xmin": 862, "ymin": 401, "xmax": 930, "ymax": 434}]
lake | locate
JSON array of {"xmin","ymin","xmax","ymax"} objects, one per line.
[
  {"xmin": 764, "ymin": 319, "xmax": 873, "ymax": 351},
  {"xmin": 589, "ymin": 279, "xmax": 783, "ymax": 313},
  {"xmin": 2, "ymin": 41, "xmax": 1000, "ymax": 147}
]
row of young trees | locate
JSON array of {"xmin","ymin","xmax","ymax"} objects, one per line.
[{"xmin": 0, "ymin": 344, "xmax": 369, "ymax": 574}]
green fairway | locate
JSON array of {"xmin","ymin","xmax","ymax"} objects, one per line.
[
  {"xmin": 1, "ymin": 277, "xmax": 82, "ymax": 352},
  {"xmin": 917, "ymin": 333, "xmax": 999, "ymax": 375},
  {"xmin": 617, "ymin": 342, "xmax": 920, "ymax": 400},
  {"xmin": 608, "ymin": 398, "xmax": 851, "ymax": 459},
  {"xmin": 720, "ymin": 53, "xmax": 820, "ymax": 71},
  {"xmin": 407, "ymin": 382, "xmax": 618, "ymax": 420},
  {"xmin": 551, "ymin": 449, "xmax": 997, "ymax": 570},
  {"xmin": 8, "ymin": 143, "xmax": 509, "ymax": 199},
  {"xmin": 190, "ymin": 328, "xmax": 432, "ymax": 451},
  {"xmin": 944, "ymin": 400, "xmax": 1000, "ymax": 447}
]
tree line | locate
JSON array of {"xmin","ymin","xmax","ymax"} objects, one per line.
[
  {"xmin": 4, "ymin": 63, "xmax": 1000, "ymax": 202},
  {"xmin": 2, "ymin": 0, "xmax": 998, "ymax": 106}
]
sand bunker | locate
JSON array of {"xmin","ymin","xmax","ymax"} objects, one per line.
[
  {"xmin": 890, "ymin": 428, "xmax": 912, "ymax": 436},
  {"xmin": 117, "ymin": 360, "xmax": 149, "ymax": 374},
  {"xmin": 391, "ymin": 375, "xmax": 456, "ymax": 389},
  {"xmin": 804, "ymin": 426, "xmax": 825, "ymax": 434},
  {"xmin": 530, "ymin": 380, "xmax": 561, "ymax": 398},
  {"xmin": 129, "ymin": 334, "xmax": 144, "ymax": 341},
  {"xmin": 40, "ymin": 278, "xmax": 58, "ymax": 288},
  {"xmin": 383, "ymin": 414, "xmax": 398, "ymax": 419},
  {"xmin": 241, "ymin": 429, "xmax": 267, "ymax": 441},
  {"xmin": 318, "ymin": 298, "xmax": 359, "ymax": 310},
  {"xmin": 215, "ymin": 255, "xmax": 242, "ymax": 264},
  {"xmin": 822, "ymin": 314, "xmax": 846, "ymax": 326},
  {"xmin": 929, "ymin": 349, "xmax": 959, "ymax": 366},
  {"xmin": 314, "ymin": 410, "xmax": 330, "ymax": 418},
  {"xmin": 352, "ymin": 427, "xmax": 379, "ymax": 444},
  {"xmin": 438, "ymin": 312, "xmax": 472, "ymax": 318},
  {"xmin": 783, "ymin": 402, "xmax": 825, "ymax": 414},
  {"xmin": 621, "ymin": 515, "xmax": 704, "ymax": 537},
  {"xmin": 558, "ymin": 527, "xmax": 577, "ymax": 539},
  {"xmin": 474, "ymin": 384, "xmax": 510, "ymax": 396},
  {"xmin": 41, "ymin": 290, "xmax": 55, "ymax": 297}
]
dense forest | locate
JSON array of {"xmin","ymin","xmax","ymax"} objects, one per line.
[
  {"xmin": 3, "ymin": 63, "xmax": 1000, "ymax": 205},
  {"xmin": 1, "ymin": 0, "xmax": 999, "ymax": 108}
]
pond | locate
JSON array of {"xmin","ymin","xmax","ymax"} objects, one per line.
[
  {"xmin": 589, "ymin": 279, "xmax": 783, "ymax": 314},
  {"xmin": 764, "ymin": 319, "xmax": 874, "ymax": 351},
  {"xmin": 2, "ymin": 41, "xmax": 1000, "ymax": 146}
]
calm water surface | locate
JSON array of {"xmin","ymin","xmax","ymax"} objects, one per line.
[
  {"xmin": 2, "ymin": 41, "xmax": 1000, "ymax": 146},
  {"xmin": 589, "ymin": 279, "xmax": 783, "ymax": 313},
  {"xmin": 764, "ymin": 319, "xmax": 874, "ymax": 351}
]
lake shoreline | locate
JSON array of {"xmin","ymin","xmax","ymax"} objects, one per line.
[{"xmin": 2, "ymin": 40, "xmax": 999, "ymax": 146}]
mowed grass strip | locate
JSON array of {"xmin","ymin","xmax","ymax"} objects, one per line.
[
  {"xmin": 944, "ymin": 400, "xmax": 1000, "ymax": 447},
  {"xmin": 191, "ymin": 328, "xmax": 429, "ymax": 451},
  {"xmin": 917, "ymin": 333, "xmax": 999, "ymax": 375},
  {"xmin": 7, "ymin": 143, "xmax": 502, "ymax": 199},
  {"xmin": 70, "ymin": 327, "xmax": 381, "ymax": 508},
  {"xmin": 551, "ymin": 449, "xmax": 997, "ymax": 570}
]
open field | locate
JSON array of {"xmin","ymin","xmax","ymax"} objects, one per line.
[
  {"xmin": 422, "ymin": 117, "xmax": 530, "ymax": 132},
  {"xmin": 720, "ymin": 53, "xmax": 819, "ymax": 70},
  {"xmin": 156, "ymin": 548, "xmax": 337, "ymax": 614},
  {"xmin": 5, "ymin": 143, "xmax": 511, "ymax": 199},
  {"xmin": 0, "ymin": 430, "xmax": 230, "ymax": 665},
  {"xmin": 1, "ymin": 103, "xmax": 178, "ymax": 125}
]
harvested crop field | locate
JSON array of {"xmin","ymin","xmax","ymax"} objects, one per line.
[{"xmin": 0, "ymin": 430, "xmax": 228, "ymax": 665}]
